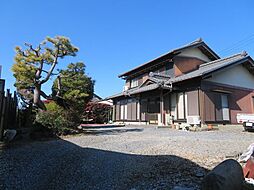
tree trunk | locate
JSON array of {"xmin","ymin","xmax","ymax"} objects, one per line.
[
  {"xmin": 34, "ymin": 84, "xmax": 46, "ymax": 110},
  {"xmin": 56, "ymin": 75, "xmax": 62, "ymax": 96},
  {"xmin": 25, "ymin": 102, "xmax": 33, "ymax": 128}
]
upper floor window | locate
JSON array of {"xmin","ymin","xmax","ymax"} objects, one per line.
[{"xmin": 130, "ymin": 77, "xmax": 139, "ymax": 88}]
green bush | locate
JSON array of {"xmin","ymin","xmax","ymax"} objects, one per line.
[{"xmin": 35, "ymin": 101, "xmax": 78, "ymax": 135}]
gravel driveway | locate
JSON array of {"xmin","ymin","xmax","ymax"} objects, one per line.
[{"xmin": 1, "ymin": 125, "xmax": 254, "ymax": 190}]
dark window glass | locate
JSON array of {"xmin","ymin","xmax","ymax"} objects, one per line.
[{"xmin": 147, "ymin": 97, "xmax": 160, "ymax": 113}]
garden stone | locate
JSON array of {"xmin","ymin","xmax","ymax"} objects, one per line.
[{"xmin": 201, "ymin": 159, "xmax": 244, "ymax": 190}]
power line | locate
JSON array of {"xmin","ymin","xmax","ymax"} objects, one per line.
[
  {"xmin": 223, "ymin": 38, "xmax": 254, "ymax": 53},
  {"xmin": 218, "ymin": 34, "xmax": 254, "ymax": 55},
  {"xmin": 221, "ymin": 38, "xmax": 254, "ymax": 55},
  {"xmin": 218, "ymin": 34, "xmax": 254, "ymax": 52}
]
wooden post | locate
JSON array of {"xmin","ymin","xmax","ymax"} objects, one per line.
[
  {"xmin": 0, "ymin": 94, "xmax": 6, "ymax": 141},
  {"xmin": 0, "ymin": 92, "xmax": 3, "ymax": 141},
  {"xmin": 13, "ymin": 91, "xmax": 18, "ymax": 128},
  {"xmin": 5, "ymin": 90, "xmax": 11, "ymax": 130},
  {"xmin": 137, "ymin": 96, "xmax": 141, "ymax": 124},
  {"xmin": 160, "ymin": 90, "xmax": 164, "ymax": 125},
  {"xmin": 199, "ymin": 89, "xmax": 205, "ymax": 126},
  {"xmin": 112, "ymin": 104, "xmax": 115, "ymax": 122},
  {"xmin": 0, "ymin": 90, "xmax": 19, "ymax": 141}
]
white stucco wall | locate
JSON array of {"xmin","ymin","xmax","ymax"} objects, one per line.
[
  {"xmin": 179, "ymin": 48, "xmax": 211, "ymax": 62},
  {"xmin": 206, "ymin": 65, "xmax": 254, "ymax": 89}
]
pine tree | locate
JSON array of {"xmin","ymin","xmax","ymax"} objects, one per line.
[{"xmin": 12, "ymin": 36, "xmax": 78, "ymax": 110}]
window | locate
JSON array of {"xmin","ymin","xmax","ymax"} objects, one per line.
[
  {"xmin": 120, "ymin": 100, "xmax": 127, "ymax": 120},
  {"xmin": 147, "ymin": 97, "xmax": 160, "ymax": 113},
  {"xmin": 221, "ymin": 94, "xmax": 229, "ymax": 121},
  {"xmin": 130, "ymin": 77, "xmax": 139, "ymax": 88}
]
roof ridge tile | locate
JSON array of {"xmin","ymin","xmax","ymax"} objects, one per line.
[{"xmin": 199, "ymin": 52, "xmax": 246, "ymax": 68}]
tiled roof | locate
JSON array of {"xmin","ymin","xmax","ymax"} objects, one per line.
[
  {"xmin": 167, "ymin": 52, "xmax": 249, "ymax": 84},
  {"xmin": 118, "ymin": 38, "xmax": 220, "ymax": 78},
  {"xmin": 147, "ymin": 76, "xmax": 169, "ymax": 84},
  {"xmin": 107, "ymin": 52, "xmax": 252, "ymax": 99},
  {"xmin": 106, "ymin": 83, "xmax": 160, "ymax": 99},
  {"xmin": 107, "ymin": 73, "xmax": 172, "ymax": 99}
]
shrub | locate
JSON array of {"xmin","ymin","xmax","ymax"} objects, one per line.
[
  {"xmin": 35, "ymin": 101, "xmax": 78, "ymax": 135},
  {"xmin": 19, "ymin": 104, "xmax": 36, "ymax": 128},
  {"xmin": 84, "ymin": 102, "xmax": 111, "ymax": 124}
]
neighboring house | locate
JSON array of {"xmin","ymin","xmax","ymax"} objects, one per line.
[
  {"xmin": 107, "ymin": 38, "xmax": 254, "ymax": 126},
  {"xmin": 91, "ymin": 94, "xmax": 103, "ymax": 102},
  {"xmin": 91, "ymin": 94, "xmax": 113, "ymax": 106},
  {"xmin": 98, "ymin": 99, "xmax": 113, "ymax": 106}
]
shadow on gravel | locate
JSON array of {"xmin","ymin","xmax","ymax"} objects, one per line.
[
  {"xmin": 1, "ymin": 138, "xmax": 208, "ymax": 190},
  {"xmin": 82, "ymin": 128, "xmax": 144, "ymax": 135}
]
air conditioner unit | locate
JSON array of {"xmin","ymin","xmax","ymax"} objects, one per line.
[{"xmin": 187, "ymin": 116, "xmax": 201, "ymax": 125}]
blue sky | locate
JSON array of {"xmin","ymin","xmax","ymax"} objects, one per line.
[{"xmin": 1, "ymin": 0, "xmax": 254, "ymax": 98}]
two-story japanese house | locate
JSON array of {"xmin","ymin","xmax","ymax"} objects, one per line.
[{"xmin": 108, "ymin": 39, "xmax": 254, "ymax": 126}]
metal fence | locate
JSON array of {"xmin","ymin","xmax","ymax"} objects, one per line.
[{"xmin": 0, "ymin": 89, "xmax": 18, "ymax": 141}]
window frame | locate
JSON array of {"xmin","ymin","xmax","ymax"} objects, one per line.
[{"xmin": 130, "ymin": 77, "xmax": 139, "ymax": 88}]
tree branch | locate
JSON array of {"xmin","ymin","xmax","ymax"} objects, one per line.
[
  {"xmin": 19, "ymin": 95, "xmax": 32, "ymax": 106},
  {"xmin": 40, "ymin": 45, "xmax": 60, "ymax": 84},
  {"xmin": 25, "ymin": 43, "xmax": 40, "ymax": 56},
  {"xmin": 56, "ymin": 75, "xmax": 62, "ymax": 96},
  {"xmin": 40, "ymin": 90, "xmax": 53, "ymax": 100},
  {"xmin": 18, "ymin": 50, "xmax": 28, "ymax": 57},
  {"xmin": 41, "ymin": 69, "xmax": 59, "ymax": 75}
]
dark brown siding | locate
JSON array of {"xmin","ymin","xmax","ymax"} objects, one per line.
[
  {"xmin": 174, "ymin": 56, "xmax": 205, "ymax": 77},
  {"xmin": 164, "ymin": 93, "xmax": 170, "ymax": 113},
  {"xmin": 214, "ymin": 94, "xmax": 223, "ymax": 121},
  {"xmin": 252, "ymin": 97, "xmax": 254, "ymax": 114},
  {"xmin": 138, "ymin": 77, "xmax": 143, "ymax": 86},
  {"xmin": 199, "ymin": 89, "xmax": 205, "ymax": 124},
  {"xmin": 204, "ymin": 92, "xmax": 216, "ymax": 121},
  {"xmin": 127, "ymin": 101, "xmax": 132, "ymax": 120},
  {"xmin": 131, "ymin": 101, "xmax": 137, "ymax": 120},
  {"xmin": 112, "ymin": 105, "xmax": 116, "ymax": 121},
  {"xmin": 187, "ymin": 90, "xmax": 199, "ymax": 116},
  {"xmin": 201, "ymin": 81, "xmax": 254, "ymax": 124},
  {"xmin": 115, "ymin": 103, "xmax": 120, "ymax": 120},
  {"xmin": 230, "ymin": 89, "xmax": 254, "ymax": 123},
  {"xmin": 142, "ymin": 73, "xmax": 149, "ymax": 82},
  {"xmin": 141, "ymin": 99, "xmax": 147, "ymax": 121}
]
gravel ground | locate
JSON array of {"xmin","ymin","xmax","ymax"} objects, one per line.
[{"xmin": 1, "ymin": 125, "xmax": 254, "ymax": 190}]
